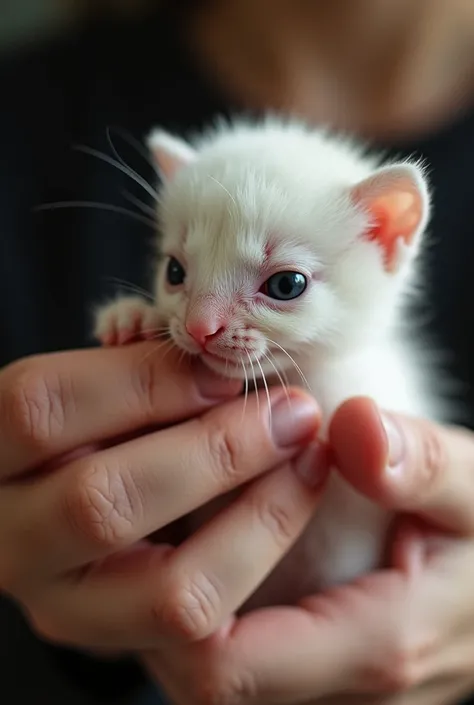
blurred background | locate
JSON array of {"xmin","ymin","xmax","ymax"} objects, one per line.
[{"xmin": 0, "ymin": 1, "xmax": 154, "ymax": 52}]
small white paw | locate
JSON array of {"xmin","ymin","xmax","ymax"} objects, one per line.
[{"xmin": 94, "ymin": 296, "xmax": 163, "ymax": 346}]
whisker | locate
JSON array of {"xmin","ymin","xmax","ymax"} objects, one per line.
[
  {"xmin": 255, "ymin": 355, "xmax": 271, "ymax": 426},
  {"xmin": 105, "ymin": 277, "xmax": 155, "ymax": 302},
  {"xmin": 240, "ymin": 357, "xmax": 249, "ymax": 424},
  {"xmin": 177, "ymin": 349, "xmax": 187, "ymax": 369},
  {"xmin": 246, "ymin": 350, "xmax": 260, "ymax": 419},
  {"xmin": 262, "ymin": 351, "xmax": 291, "ymax": 408},
  {"xmin": 122, "ymin": 190, "xmax": 157, "ymax": 218},
  {"xmin": 268, "ymin": 349, "xmax": 290, "ymax": 390},
  {"xmin": 138, "ymin": 338, "xmax": 174, "ymax": 366},
  {"xmin": 34, "ymin": 201, "xmax": 156, "ymax": 230},
  {"xmin": 158, "ymin": 340, "xmax": 176, "ymax": 366},
  {"xmin": 73, "ymin": 144, "xmax": 159, "ymax": 201},
  {"xmin": 106, "ymin": 127, "xmax": 158, "ymax": 219},
  {"xmin": 265, "ymin": 338, "xmax": 311, "ymax": 391},
  {"xmin": 106, "ymin": 125, "xmax": 132, "ymax": 171},
  {"xmin": 106, "ymin": 126, "xmax": 157, "ymax": 172},
  {"xmin": 207, "ymin": 175, "xmax": 237, "ymax": 209},
  {"xmin": 135, "ymin": 326, "xmax": 169, "ymax": 335}
]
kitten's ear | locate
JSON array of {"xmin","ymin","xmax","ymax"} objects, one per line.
[
  {"xmin": 350, "ymin": 162, "xmax": 430, "ymax": 273},
  {"xmin": 147, "ymin": 129, "xmax": 196, "ymax": 181}
]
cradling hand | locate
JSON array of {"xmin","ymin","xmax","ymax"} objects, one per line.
[
  {"xmin": 143, "ymin": 397, "xmax": 474, "ymax": 705},
  {"xmin": 0, "ymin": 343, "xmax": 325, "ymax": 652}
]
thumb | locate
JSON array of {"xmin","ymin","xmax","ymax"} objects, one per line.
[{"xmin": 329, "ymin": 397, "xmax": 474, "ymax": 535}]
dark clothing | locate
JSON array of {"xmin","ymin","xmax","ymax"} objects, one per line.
[{"xmin": 0, "ymin": 6, "xmax": 473, "ymax": 704}]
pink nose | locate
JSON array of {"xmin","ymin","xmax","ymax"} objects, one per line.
[{"xmin": 186, "ymin": 320, "xmax": 226, "ymax": 347}]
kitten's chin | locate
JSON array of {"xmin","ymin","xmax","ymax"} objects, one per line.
[{"xmin": 201, "ymin": 352, "xmax": 249, "ymax": 380}]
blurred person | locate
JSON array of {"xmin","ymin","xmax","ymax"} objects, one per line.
[{"xmin": 1, "ymin": 1, "xmax": 474, "ymax": 704}]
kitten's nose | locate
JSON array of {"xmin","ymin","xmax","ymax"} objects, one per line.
[{"xmin": 186, "ymin": 319, "xmax": 226, "ymax": 347}]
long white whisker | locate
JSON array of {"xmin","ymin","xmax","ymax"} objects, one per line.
[
  {"xmin": 255, "ymin": 355, "xmax": 271, "ymax": 426},
  {"xmin": 240, "ymin": 357, "xmax": 249, "ymax": 424},
  {"xmin": 138, "ymin": 338, "xmax": 174, "ymax": 366},
  {"xmin": 207, "ymin": 175, "xmax": 237, "ymax": 209},
  {"xmin": 105, "ymin": 277, "xmax": 155, "ymax": 301},
  {"xmin": 73, "ymin": 144, "xmax": 159, "ymax": 201},
  {"xmin": 177, "ymin": 349, "xmax": 187, "ymax": 369},
  {"xmin": 268, "ymin": 349, "xmax": 290, "ymax": 390},
  {"xmin": 246, "ymin": 350, "xmax": 260, "ymax": 419},
  {"xmin": 122, "ymin": 190, "xmax": 157, "ymax": 218},
  {"xmin": 157, "ymin": 341, "xmax": 175, "ymax": 366},
  {"xmin": 34, "ymin": 201, "xmax": 156, "ymax": 230},
  {"xmin": 266, "ymin": 338, "xmax": 311, "ymax": 391},
  {"xmin": 106, "ymin": 126, "xmax": 157, "ymax": 171},
  {"xmin": 106, "ymin": 125, "xmax": 132, "ymax": 171},
  {"xmin": 136, "ymin": 326, "xmax": 170, "ymax": 335},
  {"xmin": 262, "ymin": 351, "xmax": 291, "ymax": 407}
]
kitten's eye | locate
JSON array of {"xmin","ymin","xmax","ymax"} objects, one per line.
[
  {"xmin": 166, "ymin": 256, "xmax": 186, "ymax": 286},
  {"xmin": 261, "ymin": 271, "xmax": 307, "ymax": 300}
]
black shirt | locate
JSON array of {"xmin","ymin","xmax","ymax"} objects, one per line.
[{"xmin": 0, "ymin": 7, "xmax": 473, "ymax": 705}]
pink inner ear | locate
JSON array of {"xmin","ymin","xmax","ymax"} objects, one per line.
[
  {"xmin": 151, "ymin": 148, "xmax": 188, "ymax": 181},
  {"xmin": 148, "ymin": 130, "xmax": 196, "ymax": 181},
  {"xmin": 353, "ymin": 178, "xmax": 423, "ymax": 273}
]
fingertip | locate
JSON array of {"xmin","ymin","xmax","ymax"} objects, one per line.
[
  {"xmin": 329, "ymin": 396, "xmax": 389, "ymax": 499},
  {"xmin": 271, "ymin": 389, "xmax": 321, "ymax": 448},
  {"xmin": 293, "ymin": 441, "xmax": 332, "ymax": 490}
]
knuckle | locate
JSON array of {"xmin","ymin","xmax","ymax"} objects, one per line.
[
  {"xmin": 252, "ymin": 493, "xmax": 295, "ymax": 547},
  {"xmin": 64, "ymin": 461, "xmax": 137, "ymax": 551},
  {"xmin": 367, "ymin": 630, "xmax": 435, "ymax": 693},
  {"xmin": 130, "ymin": 356, "xmax": 160, "ymax": 419},
  {"xmin": 158, "ymin": 571, "xmax": 222, "ymax": 641},
  {"xmin": 2, "ymin": 359, "xmax": 70, "ymax": 453},
  {"xmin": 193, "ymin": 668, "xmax": 257, "ymax": 705},
  {"xmin": 205, "ymin": 422, "xmax": 242, "ymax": 487}
]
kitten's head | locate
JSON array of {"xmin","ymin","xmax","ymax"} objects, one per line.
[{"xmin": 148, "ymin": 121, "xmax": 430, "ymax": 380}]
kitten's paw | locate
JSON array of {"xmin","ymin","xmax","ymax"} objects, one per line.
[{"xmin": 94, "ymin": 296, "xmax": 162, "ymax": 346}]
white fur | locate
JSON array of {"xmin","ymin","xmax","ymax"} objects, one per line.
[{"xmin": 96, "ymin": 116, "xmax": 445, "ymax": 603}]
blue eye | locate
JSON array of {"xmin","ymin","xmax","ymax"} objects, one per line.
[
  {"xmin": 166, "ymin": 256, "xmax": 186, "ymax": 286},
  {"xmin": 261, "ymin": 271, "xmax": 307, "ymax": 300}
]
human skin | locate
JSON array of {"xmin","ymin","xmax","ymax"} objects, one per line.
[
  {"xmin": 143, "ymin": 399, "xmax": 474, "ymax": 705},
  {"xmin": 0, "ymin": 343, "xmax": 327, "ymax": 651}
]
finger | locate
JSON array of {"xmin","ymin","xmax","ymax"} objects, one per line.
[
  {"xmin": 143, "ymin": 571, "xmax": 414, "ymax": 705},
  {"xmin": 28, "ymin": 444, "xmax": 329, "ymax": 650},
  {"xmin": 329, "ymin": 397, "xmax": 474, "ymax": 534},
  {"xmin": 0, "ymin": 343, "xmax": 241, "ymax": 479},
  {"xmin": 390, "ymin": 516, "xmax": 474, "ymax": 638},
  {"xmin": 153, "ymin": 441, "xmax": 331, "ymax": 641},
  {"xmin": 11, "ymin": 388, "xmax": 321, "ymax": 578}
]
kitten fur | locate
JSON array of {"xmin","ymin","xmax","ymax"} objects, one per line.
[{"xmin": 95, "ymin": 116, "xmax": 445, "ymax": 604}]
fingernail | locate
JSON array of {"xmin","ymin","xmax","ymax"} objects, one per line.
[
  {"xmin": 294, "ymin": 441, "xmax": 331, "ymax": 488},
  {"xmin": 271, "ymin": 394, "xmax": 319, "ymax": 447},
  {"xmin": 382, "ymin": 413, "xmax": 405, "ymax": 475},
  {"xmin": 194, "ymin": 360, "xmax": 241, "ymax": 400}
]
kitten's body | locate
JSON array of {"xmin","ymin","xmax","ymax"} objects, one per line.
[{"xmin": 95, "ymin": 117, "xmax": 444, "ymax": 604}]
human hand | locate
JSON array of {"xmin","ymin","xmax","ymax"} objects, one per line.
[
  {"xmin": 142, "ymin": 397, "xmax": 474, "ymax": 705},
  {"xmin": 0, "ymin": 343, "xmax": 326, "ymax": 652}
]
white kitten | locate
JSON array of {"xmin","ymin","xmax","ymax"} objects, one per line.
[{"xmin": 95, "ymin": 117, "xmax": 445, "ymax": 603}]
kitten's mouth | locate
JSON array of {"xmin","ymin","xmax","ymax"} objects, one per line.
[
  {"xmin": 202, "ymin": 349, "xmax": 264, "ymax": 375},
  {"xmin": 203, "ymin": 351, "xmax": 244, "ymax": 366}
]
